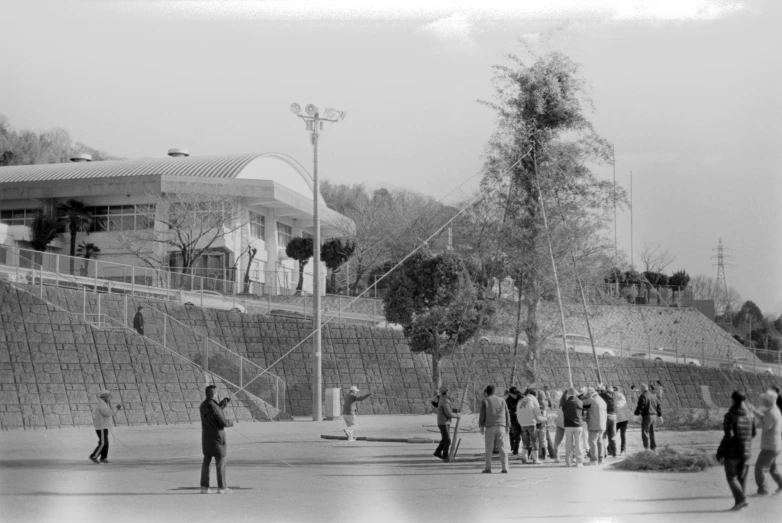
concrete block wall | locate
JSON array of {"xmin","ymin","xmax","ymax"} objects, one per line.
[
  {"xmin": 0, "ymin": 282, "xmax": 266, "ymax": 430},
  {"xmin": 3, "ymin": 283, "xmax": 781, "ymax": 426}
]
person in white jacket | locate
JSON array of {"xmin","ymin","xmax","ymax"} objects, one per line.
[
  {"xmin": 516, "ymin": 389, "xmax": 543, "ymax": 464},
  {"xmin": 90, "ymin": 390, "xmax": 122, "ymax": 464}
]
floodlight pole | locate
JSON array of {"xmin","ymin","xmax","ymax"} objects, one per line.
[{"xmin": 291, "ymin": 104, "xmax": 345, "ymax": 422}]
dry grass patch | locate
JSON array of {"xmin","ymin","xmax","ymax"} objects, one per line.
[{"xmin": 612, "ymin": 446, "xmax": 718, "ymax": 472}]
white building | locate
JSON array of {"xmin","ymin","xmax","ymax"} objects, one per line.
[{"xmin": 0, "ymin": 150, "xmax": 353, "ymax": 296}]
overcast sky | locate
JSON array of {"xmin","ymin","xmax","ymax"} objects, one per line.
[{"xmin": 2, "ymin": 0, "xmax": 779, "ymax": 314}]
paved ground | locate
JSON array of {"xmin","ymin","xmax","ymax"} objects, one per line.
[{"xmin": 0, "ymin": 415, "xmax": 779, "ymax": 523}]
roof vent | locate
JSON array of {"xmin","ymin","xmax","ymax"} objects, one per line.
[
  {"xmin": 168, "ymin": 148, "xmax": 190, "ymax": 158},
  {"xmin": 69, "ymin": 153, "xmax": 92, "ymax": 162}
]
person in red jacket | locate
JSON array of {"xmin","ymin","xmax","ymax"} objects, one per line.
[{"xmin": 342, "ymin": 385, "xmax": 371, "ymax": 442}]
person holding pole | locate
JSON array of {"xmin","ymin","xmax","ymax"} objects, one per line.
[
  {"xmin": 199, "ymin": 385, "xmax": 233, "ymax": 494},
  {"xmin": 342, "ymin": 385, "xmax": 371, "ymax": 442},
  {"xmin": 433, "ymin": 385, "xmax": 459, "ymax": 462},
  {"xmin": 479, "ymin": 385, "xmax": 510, "ymax": 474}
]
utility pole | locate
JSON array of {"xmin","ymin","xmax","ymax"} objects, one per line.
[
  {"xmin": 613, "ymin": 144, "xmax": 617, "ymax": 260},
  {"xmin": 630, "ymin": 170, "xmax": 634, "ymax": 271},
  {"xmin": 290, "ymin": 103, "xmax": 346, "ymax": 421}
]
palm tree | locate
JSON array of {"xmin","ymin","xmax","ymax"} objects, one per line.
[
  {"xmin": 56, "ymin": 199, "xmax": 93, "ymax": 274},
  {"xmin": 76, "ymin": 241, "xmax": 101, "ymax": 276},
  {"xmin": 29, "ymin": 213, "xmax": 61, "ymax": 252}
]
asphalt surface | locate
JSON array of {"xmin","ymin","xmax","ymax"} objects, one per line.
[{"xmin": 0, "ymin": 415, "xmax": 779, "ymax": 523}]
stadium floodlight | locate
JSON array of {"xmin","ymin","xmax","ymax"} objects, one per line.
[
  {"xmin": 305, "ymin": 104, "xmax": 318, "ymax": 116},
  {"xmin": 323, "ymin": 108, "xmax": 347, "ymax": 121},
  {"xmin": 290, "ymin": 103, "xmax": 301, "ymax": 115}
]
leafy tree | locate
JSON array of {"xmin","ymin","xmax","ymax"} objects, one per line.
[
  {"xmin": 668, "ymin": 269, "xmax": 690, "ymax": 288},
  {"xmin": 734, "ymin": 300, "xmax": 764, "ymax": 329},
  {"xmin": 29, "ymin": 213, "xmax": 61, "ymax": 252},
  {"xmin": 320, "ymin": 238, "xmax": 355, "ymax": 294},
  {"xmin": 605, "ymin": 267, "xmax": 626, "ymax": 284},
  {"xmin": 384, "ymin": 250, "xmax": 488, "ymax": 387},
  {"xmin": 479, "ymin": 51, "xmax": 623, "ymax": 382},
  {"xmin": 775, "ymin": 313, "xmax": 782, "ymax": 334},
  {"xmin": 242, "ymin": 246, "xmax": 258, "ymax": 294},
  {"xmin": 285, "ymin": 237, "xmax": 314, "ymax": 295},
  {"xmin": 76, "ymin": 241, "xmax": 101, "ymax": 276},
  {"xmin": 56, "ymin": 199, "xmax": 93, "ymax": 274}
]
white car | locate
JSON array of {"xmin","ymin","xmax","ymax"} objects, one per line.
[
  {"xmin": 652, "ymin": 347, "xmax": 701, "ymax": 367},
  {"xmin": 179, "ymin": 290, "xmax": 245, "ymax": 313},
  {"xmin": 563, "ymin": 334, "xmax": 616, "ymax": 357}
]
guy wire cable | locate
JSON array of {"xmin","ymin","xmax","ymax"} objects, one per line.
[{"xmin": 232, "ymin": 148, "xmax": 533, "ymax": 398}]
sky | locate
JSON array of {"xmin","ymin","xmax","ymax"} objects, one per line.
[{"xmin": 1, "ymin": 0, "xmax": 780, "ymax": 314}]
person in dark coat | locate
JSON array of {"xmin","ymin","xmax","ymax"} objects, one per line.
[
  {"xmin": 772, "ymin": 386, "xmax": 782, "ymax": 414},
  {"xmin": 598, "ymin": 384, "xmax": 617, "ymax": 458},
  {"xmin": 716, "ymin": 391, "xmax": 756, "ymax": 511},
  {"xmin": 433, "ymin": 385, "xmax": 460, "ymax": 462},
  {"xmin": 506, "ymin": 387, "xmax": 522, "ymax": 455},
  {"xmin": 199, "ymin": 385, "xmax": 234, "ymax": 494},
  {"xmin": 634, "ymin": 383, "xmax": 662, "ymax": 451},
  {"xmin": 132, "ymin": 306, "xmax": 144, "ymax": 335}
]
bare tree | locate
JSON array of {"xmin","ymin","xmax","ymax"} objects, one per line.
[
  {"xmin": 638, "ymin": 241, "xmax": 677, "ymax": 274},
  {"xmin": 110, "ymin": 189, "xmax": 248, "ymax": 287}
]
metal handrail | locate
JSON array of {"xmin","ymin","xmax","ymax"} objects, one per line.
[{"xmin": 2, "ymin": 279, "xmax": 282, "ymax": 420}]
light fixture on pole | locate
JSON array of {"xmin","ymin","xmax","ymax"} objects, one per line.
[{"xmin": 290, "ymin": 102, "xmax": 346, "ymax": 422}]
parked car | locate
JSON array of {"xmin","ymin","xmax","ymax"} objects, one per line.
[
  {"xmin": 179, "ymin": 290, "xmax": 245, "ymax": 312},
  {"xmin": 563, "ymin": 334, "xmax": 616, "ymax": 357},
  {"xmin": 653, "ymin": 347, "xmax": 701, "ymax": 367}
]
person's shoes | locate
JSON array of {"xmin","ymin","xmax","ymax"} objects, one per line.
[
  {"xmin": 90, "ymin": 457, "xmax": 100, "ymax": 464},
  {"xmin": 511, "ymin": 451, "xmax": 519, "ymax": 456},
  {"xmin": 347, "ymin": 437, "xmax": 356, "ymax": 442},
  {"xmin": 575, "ymin": 463, "xmax": 583, "ymax": 468},
  {"xmin": 343, "ymin": 429, "xmax": 350, "ymax": 438},
  {"xmin": 481, "ymin": 469, "xmax": 492, "ymax": 474},
  {"xmin": 532, "ymin": 458, "xmax": 539, "ymax": 464},
  {"xmin": 598, "ymin": 460, "xmax": 604, "ymax": 465},
  {"xmin": 200, "ymin": 487, "xmax": 210, "ymax": 494},
  {"xmin": 217, "ymin": 488, "xmax": 232, "ymax": 494},
  {"xmin": 756, "ymin": 490, "xmax": 769, "ymax": 496},
  {"xmin": 501, "ymin": 469, "xmax": 508, "ymax": 473},
  {"xmin": 99, "ymin": 460, "xmax": 111, "ymax": 464},
  {"xmin": 730, "ymin": 501, "xmax": 749, "ymax": 511},
  {"xmin": 775, "ymin": 487, "xmax": 782, "ymax": 496},
  {"xmin": 443, "ymin": 458, "xmax": 451, "ymax": 463},
  {"xmin": 493, "ymin": 450, "xmax": 500, "ymax": 455},
  {"xmin": 520, "ymin": 456, "xmax": 528, "ymax": 464},
  {"xmin": 554, "ymin": 458, "xmax": 561, "ymax": 463},
  {"xmin": 433, "ymin": 452, "xmax": 443, "ymax": 460}
]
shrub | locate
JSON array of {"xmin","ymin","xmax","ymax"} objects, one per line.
[{"xmin": 612, "ymin": 447, "xmax": 718, "ymax": 472}]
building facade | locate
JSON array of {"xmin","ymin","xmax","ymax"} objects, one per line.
[{"xmin": 0, "ymin": 152, "xmax": 353, "ymax": 296}]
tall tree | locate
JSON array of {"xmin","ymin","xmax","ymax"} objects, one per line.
[
  {"xmin": 29, "ymin": 213, "xmax": 61, "ymax": 252},
  {"xmin": 56, "ymin": 199, "xmax": 93, "ymax": 274},
  {"xmin": 76, "ymin": 241, "xmax": 101, "ymax": 276},
  {"xmin": 384, "ymin": 250, "xmax": 488, "ymax": 387},
  {"xmin": 479, "ymin": 51, "xmax": 620, "ymax": 382},
  {"xmin": 285, "ymin": 237, "xmax": 314, "ymax": 295}
]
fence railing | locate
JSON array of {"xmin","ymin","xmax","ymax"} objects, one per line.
[
  {"xmin": 0, "ymin": 244, "xmax": 383, "ymax": 324},
  {"xmin": 3, "ymin": 277, "xmax": 286, "ymax": 418}
]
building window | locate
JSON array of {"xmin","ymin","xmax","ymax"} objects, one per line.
[
  {"xmin": 249, "ymin": 212, "xmax": 265, "ymax": 240},
  {"xmin": 277, "ymin": 222, "xmax": 292, "ymax": 246},
  {"xmin": 82, "ymin": 204, "xmax": 155, "ymax": 232},
  {"xmin": 0, "ymin": 208, "xmax": 42, "ymax": 226}
]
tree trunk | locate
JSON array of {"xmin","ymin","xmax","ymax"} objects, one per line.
[
  {"xmin": 431, "ymin": 333, "xmax": 442, "ymax": 389},
  {"xmin": 296, "ymin": 262, "xmax": 306, "ymax": 295},
  {"xmin": 243, "ymin": 249, "xmax": 256, "ymax": 294},
  {"xmin": 522, "ymin": 276, "xmax": 539, "ymax": 384},
  {"xmin": 69, "ymin": 225, "xmax": 77, "ymax": 274},
  {"xmin": 509, "ymin": 283, "xmax": 524, "ymax": 386}
]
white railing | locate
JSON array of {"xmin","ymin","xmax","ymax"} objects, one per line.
[{"xmin": 2, "ymin": 278, "xmax": 285, "ymax": 418}]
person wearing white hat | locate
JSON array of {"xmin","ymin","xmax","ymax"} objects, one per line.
[
  {"xmin": 342, "ymin": 385, "xmax": 371, "ymax": 442},
  {"xmin": 89, "ymin": 390, "xmax": 122, "ymax": 464}
]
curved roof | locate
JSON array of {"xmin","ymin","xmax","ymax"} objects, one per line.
[{"xmin": 0, "ymin": 152, "xmax": 313, "ymax": 185}]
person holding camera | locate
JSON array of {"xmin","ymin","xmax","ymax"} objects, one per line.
[
  {"xmin": 90, "ymin": 390, "xmax": 123, "ymax": 464},
  {"xmin": 200, "ymin": 385, "xmax": 234, "ymax": 494}
]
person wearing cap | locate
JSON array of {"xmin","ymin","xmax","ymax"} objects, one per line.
[
  {"xmin": 634, "ymin": 383, "xmax": 663, "ymax": 451},
  {"xmin": 434, "ymin": 385, "xmax": 460, "ymax": 461},
  {"xmin": 342, "ymin": 385, "xmax": 371, "ymax": 442},
  {"xmin": 89, "ymin": 390, "xmax": 123, "ymax": 464},
  {"xmin": 479, "ymin": 384, "xmax": 510, "ymax": 473},
  {"xmin": 747, "ymin": 391, "xmax": 782, "ymax": 496},
  {"xmin": 716, "ymin": 391, "xmax": 756, "ymax": 511},
  {"xmin": 583, "ymin": 387, "xmax": 607, "ymax": 466},
  {"xmin": 133, "ymin": 306, "xmax": 144, "ymax": 335},
  {"xmin": 506, "ymin": 387, "xmax": 523, "ymax": 455},
  {"xmin": 200, "ymin": 384, "xmax": 234, "ymax": 494}
]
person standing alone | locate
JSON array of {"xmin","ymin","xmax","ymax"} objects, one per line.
[
  {"xmin": 716, "ymin": 391, "xmax": 756, "ymax": 511},
  {"xmin": 342, "ymin": 385, "xmax": 371, "ymax": 442},
  {"xmin": 433, "ymin": 385, "xmax": 460, "ymax": 462},
  {"xmin": 200, "ymin": 385, "xmax": 234, "ymax": 494},
  {"xmin": 133, "ymin": 306, "xmax": 144, "ymax": 335},
  {"xmin": 90, "ymin": 390, "xmax": 122, "ymax": 464}
]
